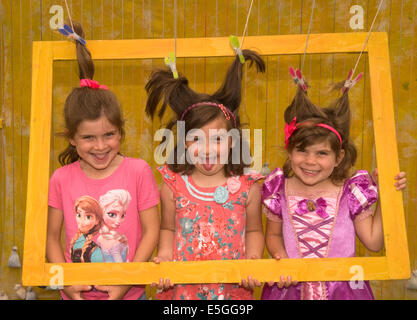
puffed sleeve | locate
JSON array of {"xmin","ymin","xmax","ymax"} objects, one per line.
[
  {"xmin": 261, "ymin": 168, "xmax": 285, "ymax": 221},
  {"xmin": 157, "ymin": 164, "xmax": 178, "ymax": 194},
  {"xmin": 346, "ymin": 170, "xmax": 378, "ymax": 221}
]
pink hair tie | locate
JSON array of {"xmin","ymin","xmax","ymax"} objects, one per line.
[
  {"xmin": 180, "ymin": 102, "xmax": 237, "ymax": 127},
  {"xmin": 80, "ymin": 79, "xmax": 109, "ymax": 90}
]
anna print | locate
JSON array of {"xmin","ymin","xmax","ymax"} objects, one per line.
[{"xmin": 70, "ymin": 195, "xmax": 104, "ymax": 263}]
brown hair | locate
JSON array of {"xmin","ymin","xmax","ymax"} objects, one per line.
[
  {"xmin": 58, "ymin": 22, "xmax": 125, "ymax": 166},
  {"xmin": 145, "ymin": 50, "xmax": 265, "ymax": 176},
  {"xmin": 283, "ymin": 83, "xmax": 357, "ymax": 183}
]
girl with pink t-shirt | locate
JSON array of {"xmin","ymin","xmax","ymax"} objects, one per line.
[
  {"xmin": 46, "ymin": 22, "xmax": 160, "ymax": 300},
  {"xmin": 145, "ymin": 49, "xmax": 266, "ymax": 300}
]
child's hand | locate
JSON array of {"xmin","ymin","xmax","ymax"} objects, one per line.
[
  {"xmin": 62, "ymin": 285, "xmax": 92, "ymax": 300},
  {"xmin": 94, "ymin": 285, "xmax": 132, "ymax": 300},
  {"xmin": 394, "ymin": 171, "xmax": 407, "ymax": 191},
  {"xmin": 239, "ymin": 254, "xmax": 262, "ymax": 290},
  {"xmin": 372, "ymin": 168, "xmax": 407, "ymax": 191},
  {"xmin": 151, "ymin": 256, "xmax": 174, "ymax": 291},
  {"xmin": 267, "ymin": 275, "xmax": 297, "ymax": 288},
  {"xmin": 239, "ymin": 276, "xmax": 261, "ymax": 290},
  {"xmin": 266, "ymin": 254, "xmax": 297, "ymax": 288}
]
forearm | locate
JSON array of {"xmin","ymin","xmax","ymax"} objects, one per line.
[
  {"xmin": 132, "ymin": 230, "xmax": 159, "ymax": 262},
  {"xmin": 46, "ymin": 236, "xmax": 66, "ymax": 263},
  {"xmin": 266, "ymin": 234, "xmax": 288, "ymax": 258},
  {"xmin": 157, "ymin": 228, "xmax": 175, "ymax": 260},
  {"xmin": 367, "ymin": 204, "xmax": 384, "ymax": 251},
  {"xmin": 245, "ymin": 230, "xmax": 265, "ymax": 259}
]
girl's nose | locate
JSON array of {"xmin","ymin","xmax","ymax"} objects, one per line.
[
  {"xmin": 94, "ymin": 138, "xmax": 106, "ymax": 150},
  {"xmin": 304, "ymin": 153, "xmax": 316, "ymax": 164}
]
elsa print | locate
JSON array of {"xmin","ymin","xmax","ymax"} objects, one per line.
[{"xmin": 97, "ymin": 189, "xmax": 131, "ymax": 262}]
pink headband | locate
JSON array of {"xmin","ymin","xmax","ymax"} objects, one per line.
[
  {"xmin": 80, "ymin": 79, "xmax": 108, "ymax": 90},
  {"xmin": 180, "ymin": 102, "xmax": 237, "ymax": 127},
  {"xmin": 284, "ymin": 117, "xmax": 343, "ymax": 149}
]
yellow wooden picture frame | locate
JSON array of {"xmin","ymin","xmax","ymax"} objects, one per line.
[{"xmin": 22, "ymin": 32, "xmax": 410, "ymax": 286}]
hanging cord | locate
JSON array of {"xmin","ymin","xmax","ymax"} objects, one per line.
[
  {"xmin": 239, "ymin": 0, "xmax": 255, "ymax": 50},
  {"xmin": 64, "ymin": 0, "xmax": 75, "ymax": 32},
  {"xmin": 351, "ymin": 0, "xmax": 385, "ymax": 76},
  {"xmin": 174, "ymin": 0, "xmax": 177, "ymax": 59},
  {"xmin": 301, "ymin": 0, "xmax": 315, "ymax": 72}
]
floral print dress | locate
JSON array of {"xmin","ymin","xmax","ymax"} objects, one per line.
[{"xmin": 156, "ymin": 165, "xmax": 262, "ymax": 300}]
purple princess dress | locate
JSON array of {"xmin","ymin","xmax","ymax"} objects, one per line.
[{"xmin": 261, "ymin": 168, "xmax": 378, "ymax": 300}]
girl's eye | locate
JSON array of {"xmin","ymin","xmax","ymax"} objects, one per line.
[
  {"xmin": 105, "ymin": 132, "xmax": 115, "ymax": 137},
  {"xmin": 83, "ymin": 135, "xmax": 94, "ymax": 140},
  {"xmin": 318, "ymin": 151, "xmax": 329, "ymax": 156},
  {"xmin": 107, "ymin": 212, "xmax": 116, "ymax": 218}
]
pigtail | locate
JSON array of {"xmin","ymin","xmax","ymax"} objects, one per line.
[
  {"xmin": 145, "ymin": 69, "xmax": 206, "ymax": 121},
  {"xmin": 324, "ymin": 81, "xmax": 352, "ymax": 139},
  {"xmin": 284, "ymin": 85, "xmax": 327, "ymax": 124},
  {"xmin": 72, "ymin": 22, "xmax": 94, "ymax": 80},
  {"xmin": 211, "ymin": 49, "xmax": 265, "ymax": 112}
]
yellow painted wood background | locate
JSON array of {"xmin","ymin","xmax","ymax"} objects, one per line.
[{"xmin": 0, "ymin": 0, "xmax": 416, "ymax": 300}]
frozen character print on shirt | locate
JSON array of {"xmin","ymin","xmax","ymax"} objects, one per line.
[
  {"xmin": 97, "ymin": 189, "xmax": 131, "ymax": 262},
  {"xmin": 70, "ymin": 195, "xmax": 104, "ymax": 263}
]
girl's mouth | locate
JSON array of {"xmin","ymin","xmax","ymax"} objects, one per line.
[
  {"xmin": 202, "ymin": 163, "xmax": 215, "ymax": 171},
  {"xmin": 198, "ymin": 156, "xmax": 217, "ymax": 171},
  {"xmin": 301, "ymin": 168, "xmax": 320, "ymax": 176},
  {"xmin": 92, "ymin": 152, "xmax": 109, "ymax": 161}
]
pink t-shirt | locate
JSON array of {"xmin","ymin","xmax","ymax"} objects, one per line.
[{"xmin": 48, "ymin": 157, "xmax": 160, "ymax": 300}]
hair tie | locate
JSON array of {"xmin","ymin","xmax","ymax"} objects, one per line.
[
  {"xmin": 58, "ymin": 24, "xmax": 86, "ymax": 46},
  {"xmin": 80, "ymin": 79, "xmax": 108, "ymax": 90},
  {"xmin": 180, "ymin": 102, "xmax": 237, "ymax": 127},
  {"xmin": 284, "ymin": 117, "xmax": 343, "ymax": 149},
  {"xmin": 289, "ymin": 67, "xmax": 307, "ymax": 92},
  {"xmin": 342, "ymin": 69, "xmax": 364, "ymax": 94}
]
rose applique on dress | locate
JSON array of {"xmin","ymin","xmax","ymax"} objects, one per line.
[
  {"xmin": 227, "ymin": 176, "xmax": 241, "ymax": 194},
  {"xmin": 213, "ymin": 186, "xmax": 229, "ymax": 204}
]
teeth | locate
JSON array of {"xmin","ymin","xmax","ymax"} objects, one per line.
[{"xmin": 303, "ymin": 169, "xmax": 318, "ymax": 174}]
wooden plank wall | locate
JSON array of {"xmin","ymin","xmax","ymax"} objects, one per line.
[{"xmin": 0, "ymin": 0, "xmax": 416, "ymax": 300}]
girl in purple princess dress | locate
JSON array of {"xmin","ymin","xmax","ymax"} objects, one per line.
[{"xmin": 261, "ymin": 69, "xmax": 406, "ymax": 300}]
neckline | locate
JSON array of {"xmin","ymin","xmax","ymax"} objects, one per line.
[
  {"xmin": 76, "ymin": 156, "xmax": 127, "ymax": 184},
  {"xmin": 285, "ymin": 176, "xmax": 343, "ymax": 199},
  {"xmin": 186, "ymin": 174, "xmax": 228, "ymax": 192}
]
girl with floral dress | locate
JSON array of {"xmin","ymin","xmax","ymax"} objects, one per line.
[{"xmin": 145, "ymin": 50, "xmax": 266, "ymax": 300}]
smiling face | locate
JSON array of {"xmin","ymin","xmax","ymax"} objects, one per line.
[
  {"xmin": 185, "ymin": 117, "xmax": 232, "ymax": 179},
  {"xmin": 70, "ymin": 114, "xmax": 122, "ymax": 177},
  {"xmin": 288, "ymin": 139, "xmax": 345, "ymax": 188}
]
